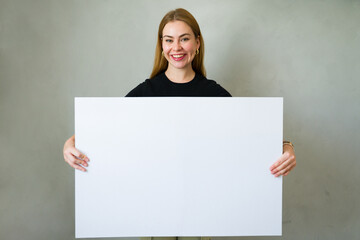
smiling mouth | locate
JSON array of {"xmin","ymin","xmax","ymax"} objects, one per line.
[{"xmin": 171, "ymin": 54, "xmax": 186, "ymax": 61}]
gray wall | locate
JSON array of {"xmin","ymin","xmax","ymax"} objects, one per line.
[{"xmin": 1, "ymin": 0, "xmax": 359, "ymax": 239}]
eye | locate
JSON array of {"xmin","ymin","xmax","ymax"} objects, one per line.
[
  {"xmin": 181, "ymin": 38, "xmax": 189, "ymax": 42},
  {"xmin": 165, "ymin": 39, "xmax": 173, "ymax": 43}
]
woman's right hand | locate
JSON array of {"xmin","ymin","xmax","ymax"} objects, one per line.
[{"xmin": 63, "ymin": 135, "xmax": 89, "ymax": 172}]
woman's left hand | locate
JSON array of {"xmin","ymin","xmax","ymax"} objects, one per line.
[{"xmin": 269, "ymin": 144, "xmax": 296, "ymax": 177}]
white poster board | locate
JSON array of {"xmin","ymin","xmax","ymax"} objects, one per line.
[{"xmin": 75, "ymin": 97, "xmax": 283, "ymax": 238}]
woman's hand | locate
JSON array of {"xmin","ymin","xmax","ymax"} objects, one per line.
[
  {"xmin": 269, "ymin": 144, "xmax": 296, "ymax": 177},
  {"xmin": 63, "ymin": 135, "xmax": 89, "ymax": 172}
]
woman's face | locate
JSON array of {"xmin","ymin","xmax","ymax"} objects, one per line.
[{"xmin": 162, "ymin": 20, "xmax": 200, "ymax": 71}]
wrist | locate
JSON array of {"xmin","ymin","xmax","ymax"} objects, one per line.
[
  {"xmin": 283, "ymin": 140, "xmax": 294, "ymax": 150},
  {"xmin": 65, "ymin": 135, "xmax": 75, "ymax": 148}
]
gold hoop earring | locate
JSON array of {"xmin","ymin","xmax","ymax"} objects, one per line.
[
  {"xmin": 162, "ymin": 51, "xmax": 164, "ymax": 56},
  {"xmin": 196, "ymin": 49, "xmax": 199, "ymax": 55}
]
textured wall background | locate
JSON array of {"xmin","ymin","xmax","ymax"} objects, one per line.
[{"xmin": 1, "ymin": 0, "xmax": 359, "ymax": 239}]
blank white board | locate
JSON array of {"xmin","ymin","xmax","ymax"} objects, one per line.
[{"xmin": 75, "ymin": 97, "xmax": 283, "ymax": 238}]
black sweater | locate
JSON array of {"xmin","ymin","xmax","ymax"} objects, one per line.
[{"xmin": 125, "ymin": 72, "xmax": 231, "ymax": 97}]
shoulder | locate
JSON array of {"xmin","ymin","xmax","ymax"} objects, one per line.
[
  {"xmin": 125, "ymin": 73, "xmax": 165, "ymax": 97},
  {"xmin": 125, "ymin": 81, "xmax": 146, "ymax": 97},
  {"xmin": 196, "ymin": 74, "xmax": 232, "ymax": 97}
]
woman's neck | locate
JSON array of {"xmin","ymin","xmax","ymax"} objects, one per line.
[{"xmin": 165, "ymin": 67, "xmax": 195, "ymax": 83}]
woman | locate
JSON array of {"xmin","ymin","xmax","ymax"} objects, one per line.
[
  {"xmin": 64, "ymin": 8, "xmax": 295, "ymax": 175},
  {"xmin": 63, "ymin": 8, "xmax": 296, "ymax": 239}
]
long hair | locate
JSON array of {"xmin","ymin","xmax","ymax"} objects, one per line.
[{"xmin": 150, "ymin": 8, "xmax": 206, "ymax": 79}]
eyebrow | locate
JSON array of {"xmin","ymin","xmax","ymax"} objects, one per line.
[{"xmin": 162, "ymin": 33, "xmax": 191, "ymax": 38}]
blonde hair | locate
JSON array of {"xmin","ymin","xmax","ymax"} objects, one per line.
[{"xmin": 150, "ymin": 8, "xmax": 206, "ymax": 79}]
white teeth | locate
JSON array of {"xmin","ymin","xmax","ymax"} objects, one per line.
[{"xmin": 173, "ymin": 54, "xmax": 184, "ymax": 58}]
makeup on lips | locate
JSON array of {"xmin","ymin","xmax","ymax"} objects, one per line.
[{"xmin": 171, "ymin": 54, "xmax": 186, "ymax": 61}]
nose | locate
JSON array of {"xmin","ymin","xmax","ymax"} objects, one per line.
[{"xmin": 173, "ymin": 40, "xmax": 182, "ymax": 51}]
